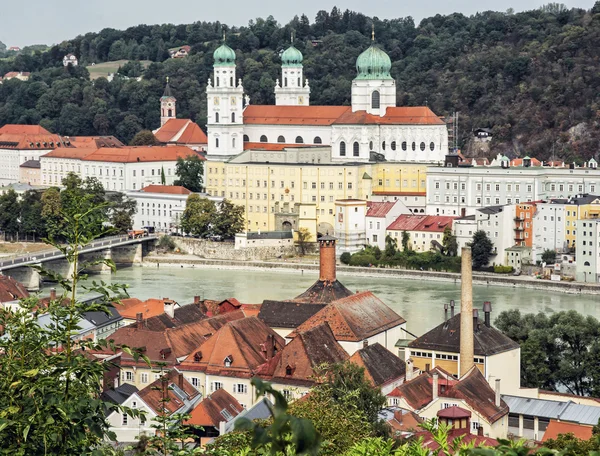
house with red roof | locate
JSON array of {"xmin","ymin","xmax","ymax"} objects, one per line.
[
  {"xmin": 366, "ymin": 200, "xmax": 412, "ymax": 249},
  {"xmin": 386, "ymin": 214, "xmax": 456, "ymax": 252},
  {"xmin": 154, "ymin": 118, "xmax": 207, "ymax": 151}
]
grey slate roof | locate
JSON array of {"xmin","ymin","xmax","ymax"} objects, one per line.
[
  {"xmin": 223, "ymin": 398, "xmax": 273, "ymax": 434},
  {"xmin": 83, "ymin": 305, "xmax": 123, "ymax": 328},
  {"xmin": 477, "ymin": 205, "xmax": 504, "ymax": 215},
  {"xmin": 408, "ymin": 313, "xmax": 519, "ymax": 356},
  {"xmin": 101, "ymin": 383, "xmax": 139, "ymax": 405},
  {"xmin": 258, "ymin": 301, "xmax": 325, "ymax": 328},
  {"xmin": 247, "ymin": 231, "xmax": 293, "ymax": 240},
  {"xmin": 352, "ymin": 343, "xmax": 406, "ymax": 387},
  {"xmin": 20, "ymin": 159, "xmax": 40, "ymax": 168},
  {"xmin": 502, "ymin": 395, "xmax": 600, "ymax": 426}
]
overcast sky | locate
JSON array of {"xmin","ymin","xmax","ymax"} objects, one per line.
[{"xmin": 1, "ymin": 0, "xmax": 595, "ymax": 46}]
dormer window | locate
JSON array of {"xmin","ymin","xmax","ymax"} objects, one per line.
[
  {"xmin": 285, "ymin": 365, "xmax": 294, "ymax": 376},
  {"xmin": 193, "ymin": 351, "xmax": 202, "ymax": 362},
  {"xmin": 224, "ymin": 355, "xmax": 233, "ymax": 367}
]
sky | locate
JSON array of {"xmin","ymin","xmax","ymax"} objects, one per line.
[{"xmin": 1, "ymin": 0, "xmax": 595, "ymax": 47}]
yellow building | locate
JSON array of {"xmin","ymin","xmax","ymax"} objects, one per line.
[
  {"xmin": 205, "ymin": 146, "xmax": 429, "ymax": 236},
  {"xmin": 564, "ymin": 195, "xmax": 600, "ymax": 249}
]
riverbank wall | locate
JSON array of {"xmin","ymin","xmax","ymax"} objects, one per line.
[
  {"xmin": 142, "ymin": 256, "xmax": 600, "ymax": 295},
  {"xmin": 173, "ymin": 238, "xmax": 317, "ymax": 261}
]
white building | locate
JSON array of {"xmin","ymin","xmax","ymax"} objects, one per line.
[
  {"xmin": 63, "ymin": 53, "xmax": 78, "ymax": 67},
  {"xmin": 533, "ymin": 201, "xmax": 567, "ymax": 261},
  {"xmin": 575, "ymin": 219, "xmax": 600, "ymax": 283},
  {"xmin": 0, "ymin": 125, "xmax": 65, "ymax": 185},
  {"xmin": 205, "ymin": 36, "xmax": 448, "ymax": 163},
  {"xmin": 454, "ymin": 215, "xmax": 477, "ymax": 251},
  {"xmin": 386, "ymin": 214, "xmax": 455, "ymax": 253},
  {"xmin": 427, "ymin": 162, "xmax": 600, "ymax": 217},
  {"xmin": 366, "ymin": 200, "xmax": 411, "ymax": 249},
  {"xmin": 334, "ymin": 199, "xmax": 367, "ymax": 253},
  {"xmin": 475, "ymin": 205, "xmax": 516, "ymax": 266},
  {"xmin": 40, "ymin": 145, "xmax": 202, "ymax": 191}
]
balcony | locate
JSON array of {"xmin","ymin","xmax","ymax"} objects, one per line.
[
  {"xmin": 514, "ymin": 216, "xmax": 524, "ymax": 222},
  {"xmin": 515, "ymin": 226, "xmax": 524, "ymax": 231}
]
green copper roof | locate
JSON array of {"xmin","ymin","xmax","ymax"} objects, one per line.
[
  {"xmin": 355, "ymin": 44, "xmax": 392, "ymax": 80},
  {"xmin": 281, "ymin": 45, "xmax": 303, "ymax": 66},
  {"xmin": 213, "ymin": 43, "xmax": 236, "ymax": 66}
]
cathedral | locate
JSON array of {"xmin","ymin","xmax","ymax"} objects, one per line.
[{"xmin": 200, "ymin": 34, "xmax": 449, "ymax": 163}]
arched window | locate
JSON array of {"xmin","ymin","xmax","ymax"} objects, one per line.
[
  {"xmin": 284, "ymin": 77, "xmax": 288, "ymax": 87},
  {"xmin": 215, "ymin": 112, "xmax": 219, "ymax": 123},
  {"xmin": 215, "ymin": 137, "xmax": 220, "ymax": 148},
  {"xmin": 295, "ymin": 136, "xmax": 304, "ymax": 144},
  {"xmin": 585, "ymin": 261, "xmax": 591, "ymax": 266},
  {"xmin": 420, "ymin": 142, "xmax": 426, "ymax": 151},
  {"xmin": 277, "ymin": 135, "xmax": 286, "ymax": 143},
  {"xmin": 371, "ymin": 90, "xmax": 380, "ymax": 109},
  {"xmin": 402, "ymin": 141, "xmax": 407, "ymax": 151},
  {"xmin": 297, "ymin": 77, "xmax": 301, "ymax": 87},
  {"xmin": 382, "ymin": 141, "xmax": 386, "ymax": 150},
  {"xmin": 340, "ymin": 141, "xmax": 346, "ymax": 157},
  {"xmin": 167, "ymin": 109, "xmax": 172, "ymax": 117},
  {"xmin": 216, "ymin": 77, "xmax": 220, "ymax": 87},
  {"xmin": 369, "ymin": 141, "xmax": 373, "ymax": 150},
  {"xmin": 260, "ymin": 135, "xmax": 268, "ymax": 143},
  {"xmin": 232, "ymin": 137, "xmax": 236, "ymax": 148},
  {"xmin": 314, "ymin": 136, "xmax": 322, "ymax": 144},
  {"xmin": 230, "ymin": 77, "xmax": 233, "ymax": 87},
  {"xmin": 231, "ymin": 112, "xmax": 236, "ymax": 123},
  {"xmin": 430, "ymin": 142, "xmax": 435, "ymax": 151},
  {"xmin": 243, "ymin": 135, "xmax": 249, "ymax": 142},
  {"xmin": 391, "ymin": 141, "xmax": 397, "ymax": 151},
  {"xmin": 353, "ymin": 142, "xmax": 359, "ymax": 157},
  {"xmin": 412, "ymin": 142, "xmax": 416, "ymax": 151}
]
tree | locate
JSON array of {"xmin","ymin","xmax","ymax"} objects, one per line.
[
  {"xmin": 470, "ymin": 230, "xmax": 493, "ymax": 269},
  {"xmin": 542, "ymin": 249, "xmax": 557, "ymax": 264},
  {"xmin": 0, "ymin": 200, "xmax": 141, "ymax": 453},
  {"xmin": 129, "ymin": 130, "xmax": 159, "ymax": 146},
  {"xmin": 297, "ymin": 227, "xmax": 312, "ymax": 255},
  {"xmin": 212, "ymin": 199, "xmax": 245, "ymax": 239},
  {"xmin": 0, "ymin": 189, "xmax": 21, "ymax": 239},
  {"xmin": 20, "ymin": 190, "xmax": 46, "ymax": 241},
  {"xmin": 401, "ymin": 231, "xmax": 410, "ymax": 251},
  {"xmin": 442, "ymin": 226, "xmax": 458, "ymax": 256},
  {"xmin": 106, "ymin": 192, "xmax": 137, "ymax": 234},
  {"xmin": 160, "ymin": 166, "xmax": 166, "ymax": 185},
  {"xmin": 41, "ymin": 187, "xmax": 64, "ymax": 239},
  {"xmin": 384, "ymin": 235, "xmax": 397, "ymax": 257},
  {"xmin": 180, "ymin": 194, "xmax": 217, "ymax": 237},
  {"xmin": 340, "ymin": 251, "xmax": 351, "ymax": 264},
  {"xmin": 174, "ymin": 155, "xmax": 204, "ymax": 192}
]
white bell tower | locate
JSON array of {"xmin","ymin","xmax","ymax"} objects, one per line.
[
  {"xmin": 160, "ymin": 77, "xmax": 176, "ymax": 126},
  {"xmin": 275, "ymin": 34, "xmax": 310, "ymax": 106}
]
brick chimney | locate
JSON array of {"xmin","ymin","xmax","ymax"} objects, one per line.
[
  {"xmin": 265, "ymin": 334, "xmax": 275, "ymax": 360},
  {"xmin": 319, "ymin": 235, "xmax": 337, "ymax": 282},
  {"xmin": 483, "ymin": 301, "xmax": 492, "ymax": 328},
  {"xmin": 405, "ymin": 358, "xmax": 414, "ymax": 381},
  {"xmin": 178, "ymin": 372, "xmax": 184, "ymax": 389},
  {"xmin": 459, "ymin": 246, "xmax": 475, "ymax": 377},
  {"xmin": 193, "ymin": 296, "xmax": 200, "ymax": 305},
  {"xmin": 50, "ymin": 288, "xmax": 56, "ymax": 301},
  {"xmin": 136, "ymin": 312, "xmax": 144, "ymax": 329},
  {"xmin": 432, "ymin": 372, "xmax": 439, "ymax": 400},
  {"xmin": 495, "ymin": 379, "xmax": 501, "ymax": 408}
]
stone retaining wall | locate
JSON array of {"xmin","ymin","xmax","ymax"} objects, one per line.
[{"xmin": 173, "ymin": 238, "xmax": 302, "ymax": 261}]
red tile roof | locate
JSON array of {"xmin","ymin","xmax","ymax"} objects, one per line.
[
  {"xmin": 510, "ymin": 157, "xmax": 542, "ymax": 167},
  {"xmin": 43, "ymin": 145, "xmax": 202, "ymax": 163},
  {"xmin": 333, "ymin": 107, "xmax": 445, "ymax": 126},
  {"xmin": 387, "ymin": 215, "xmax": 455, "ymax": 233},
  {"xmin": 154, "ymin": 119, "xmax": 207, "ymax": 145},
  {"xmin": 349, "ymin": 343, "xmax": 406, "ymax": 387},
  {"xmin": 542, "ymin": 420, "xmax": 594, "ymax": 442},
  {"xmin": 138, "ymin": 369, "xmax": 200, "ymax": 415},
  {"xmin": 366, "ymin": 201, "xmax": 396, "ymax": 218},
  {"xmin": 68, "ymin": 136, "xmax": 124, "ymax": 148},
  {"xmin": 140, "ymin": 185, "xmax": 192, "ymax": 195},
  {"xmin": 0, "ymin": 275, "xmax": 29, "ymax": 302},
  {"xmin": 3, "ymin": 72, "xmax": 30, "ymax": 79},
  {"xmin": 117, "ymin": 298, "xmax": 168, "ymax": 320},
  {"xmin": 186, "ymin": 388, "xmax": 244, "ymax": 427},
  {"xmin": 0, "ymin": 132, "xmax": 66, "ymax": 150},
  {"xmin": 0, "ymin": 125, "xmax": 51, "ymax": 135},
  {"xmin": 388, "ymin": 368, "xmax": 456, "ymax": 410},
  {"xmin": 291, "ymin": 291, "xmax": 406, "ymax": 342}
]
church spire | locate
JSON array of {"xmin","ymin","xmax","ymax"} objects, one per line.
[
  {"xmin": 162, "ymin": 76, "xmax": 173, "ymax": 98},
  {"xmin": 371, "ymin": 23, "xmax": 375, "ymax": 41}
]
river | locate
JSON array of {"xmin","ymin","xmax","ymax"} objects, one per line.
[{"xmin": 66, "ymin": 265, "xmax": 600, "ymax": 336}]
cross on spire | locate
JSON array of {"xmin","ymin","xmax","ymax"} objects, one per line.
[
  {"xmin": 371, "ymin": 23, "xmax": 375, "ymax": 41},
  {"xmin": 291, "ymin": 30, "xmax": 295, "ymax": 44},
  {"xmin": 223, "ymin": 31, "xmax": 226, "ymax": 42}
]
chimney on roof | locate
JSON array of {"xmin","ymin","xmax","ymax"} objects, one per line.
[
  {"xmin": 161, "ymin": 376, "xmax": 168, "ymax": 402},
  {"xmin": 265, "ymin": 334, "xmax": 275, "ymax": 360},
  {"xmin": 483, "ymin": 301, "xmax": 492, "ymax": 328},
  {"xmin": 450, "ymin": 300, "xmax": 455, "ymax": 318},
  {"xmin": 459, "ymin": 246, "xmax": 475, "ymax": 378},
  {"xmin": 495, "ymin": 379, "xmax": 501, "ymax": 408},
  {"xmin": 50, "ymin": 288, "xmax": 56, "ymax": 301},
  {"xmin": 194, "ymin": 295, "xmax": 200, "ymax": 305},
  {"xmin": 405, "ymin": 359, "xmax": 413, "ymax": 381},
  {"xmin": 178, "ymin": 372, "xmax": 184, "ymax": 390},
  {"xmin": 136, "ymin": 312, "xmax": 144, "ymax": 329},
  {"xmin": 164, "ymin": 299, "xmax": 175, "ymax": 319},
  {"xmin": 473, "ymin": 309, "xmax": 480, "ymax": 332},
  {"xmin": 444, "ymin": 302, "xmax": 449, "ymax": 322},
  {"xmin": 432, "ymin": 372, "xmax": 439, "ymax": 400},
  {"xmin": 318, "ymin": 235, "xmax": 337, "ymax": 282}
]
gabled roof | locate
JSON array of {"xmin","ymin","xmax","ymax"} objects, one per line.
[
  {"xmin": 0, "ymin": 275, "xmax": 29, "ymax": 302},
  {"xmin": 243, "ymin": 106, "xmax": 349, "ymax": 126},
  {"xmin": 223, "ymin": 398, "xmax": 273, "ymax": 434},
  {"xmin": 333, "ymin": 107, "xmax": 445, "ymax": 126},
  {"xmin": 387, "ymin": 215, "xmax": 454, "ymax": 233},
  {"xmin": 291, "ymin": 291, "xmax": 406, "ymax": 342},
  {"xmin": 186, "ymin": 388, "xmax": 244, "ymax": 427},
  {"xmin": 0, "ymin": 124, "xmax": 50, "ymax": 135},
  {"xmin": 180, "ymin": 317, "xmax": 286, "ymax": 377},
  {"xmin": 101, "ymin": 383, "xmax": 139, "ymax": 405},
  {"xmin": 366, "ymin": 201, "xmax": 396, "ymax": 218},
  {"xmin": 20, "ymin": 159, "xmax": 41, "ymax": 169},
  {"xmin": 388, "ymin": 367, "xmax": 456, "ymax": 410},
  {"xmin": 258, "ymin": 301, "xmax": 326, "ymax": 329},
  {"xmin": 0, "ymin": 131, "xmax": 66, "ymax": 150},
  {"xmin": 138, "ymin": 369, "xmax": 200, "ymax": 415},
  {"xmin": 140, "ymin": 185, "xmax": 192, "ymax": 195},
  {"xmin": 293, "ymin": 279, "xmax": 354, "ymax": 304},
  {"xmin": 83, "ymin": 306, "xmax": 123, "ymax": 328},
  {"xmin": 263, "ymin": 323, "xmax": 349, "ymax": 385},
  {"xmin": 408, "ymin": 313, "xmax": 519, "ymax": 356},
  {"xmin": 349, "ymin": 343, "xmax": 406, "ymax": 387},
  {"xmin": 477, "ymin": 205, "xmax": 504, "ymax": 215},
  {"xmin": 542, "ymin": 420, "xmax": 594, "ymax": 442},
  {"xmin": 154, "ymin": 119, "xmax": 207, "ymax": 145},
  {"xmin": 68, "ymin": 136, "xmax": 124, "ymax": 148},
  {"xmin": 43, "ymin": 146, "xmax": 202, "ymax": 163}
]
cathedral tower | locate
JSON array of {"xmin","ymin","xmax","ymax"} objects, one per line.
[
  {"xmin": 351, "ymin": 29, "xmax": 396, "ymax": 116},
  {"xmin": 206, "ymin": 36, "xmax": 245, "ymax": 158},
  {"xmin": 160, "ymin": 77, "xmax": 176, "ymax": 126},
  {"xmin": 275, "ymin": 35, "xmax": 310, "ymax": 106}
]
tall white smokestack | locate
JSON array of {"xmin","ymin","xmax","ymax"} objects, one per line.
[{"xmin": 460, "ymin": 246, "xmax": 475, "ymax": 377}]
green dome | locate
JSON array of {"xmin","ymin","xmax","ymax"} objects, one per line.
[
  {"xmin": 355, "ymin": 44, "xmax": 392, "ymax": 80},
  {"xmin": 281, "ymin": 45, "xmax": 303, "ymax": 66},
  {"xmin": 213, "ymin": 43, "xmax": 236, "ymax": 66}
]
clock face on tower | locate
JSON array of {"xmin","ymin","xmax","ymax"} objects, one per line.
[{"xmin": 214, "ymin": 97, "xmax": 220, "ymax": 105}]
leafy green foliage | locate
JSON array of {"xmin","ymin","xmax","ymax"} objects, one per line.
[
  {"xmin": 130, "ymin": 130, "xmax": 159, "ymax": 146},
  {"xmin": 181, "ymin": 196, "xmax": 245, "ymax": 239},
  {"xmin": 470, "ymin": 231, "xmax": 493, "ymax": 270},
  {"xmin": 340, "ymin": 252, "xmax": 352, "ymax": 265},
  {"xmin": 0, "ymin": 189, "xmax": 21, "ymax": 238},
  {"xmin": 542, "ymin": 249, "xmax": 557, "ymax": 264},
  {"xmin": 157, "ymin": 235, "xmax": 177, "ymax": 251},
  {"xmin": 212, "ymin": 199, "xmax": 245, "ymax": 240},
  {"xmin": 495, "ymin": 309, "xmax": 600, "ymax": 396},
  {"xmin": 493, "ymin": 265, "xmax": 514, "ymax": 273},
  {"xmin": 174, "ymin": 155, "xmax": 204, "ymax": 193},
  {"xmin": 401, "ymin": 231, "xmax": 410, "ymax": 251},
  {"xmin": 442, "ymin": 226, "xmax": 458, "ymax": 257},
  {"xmin": 345, "ymin": 245, "xmax": 462, "ymax": 272},
  {"xmin": 296, "ymin": 228, "xmax": 312, "ymax": 256}
]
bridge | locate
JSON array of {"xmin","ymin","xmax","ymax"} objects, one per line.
[{"xmin": 0, "ymin": 234, "xmax": 158, "ymax": 291}]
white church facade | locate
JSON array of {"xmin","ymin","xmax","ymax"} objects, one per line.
[{"xmin": 202, "ymin": 34, "xmax": 448, "ymax": 164}]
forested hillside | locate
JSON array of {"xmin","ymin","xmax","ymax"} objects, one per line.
[{"xmin": 1, "ymin": 3, "xmax": 599, "ymax": 160}]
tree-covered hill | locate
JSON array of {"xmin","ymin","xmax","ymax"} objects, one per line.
[{"xmin": 1, "ymin": 3, "xmax": 599, "ymax": 159}]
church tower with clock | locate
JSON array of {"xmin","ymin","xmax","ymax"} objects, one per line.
[
  {"xmin": 160, "ymin": 78, "xmax": 176, "ymax": 126},
  {"xmin": 206, "ymin": 37, "xmax": 245, "ymax": 158}
]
